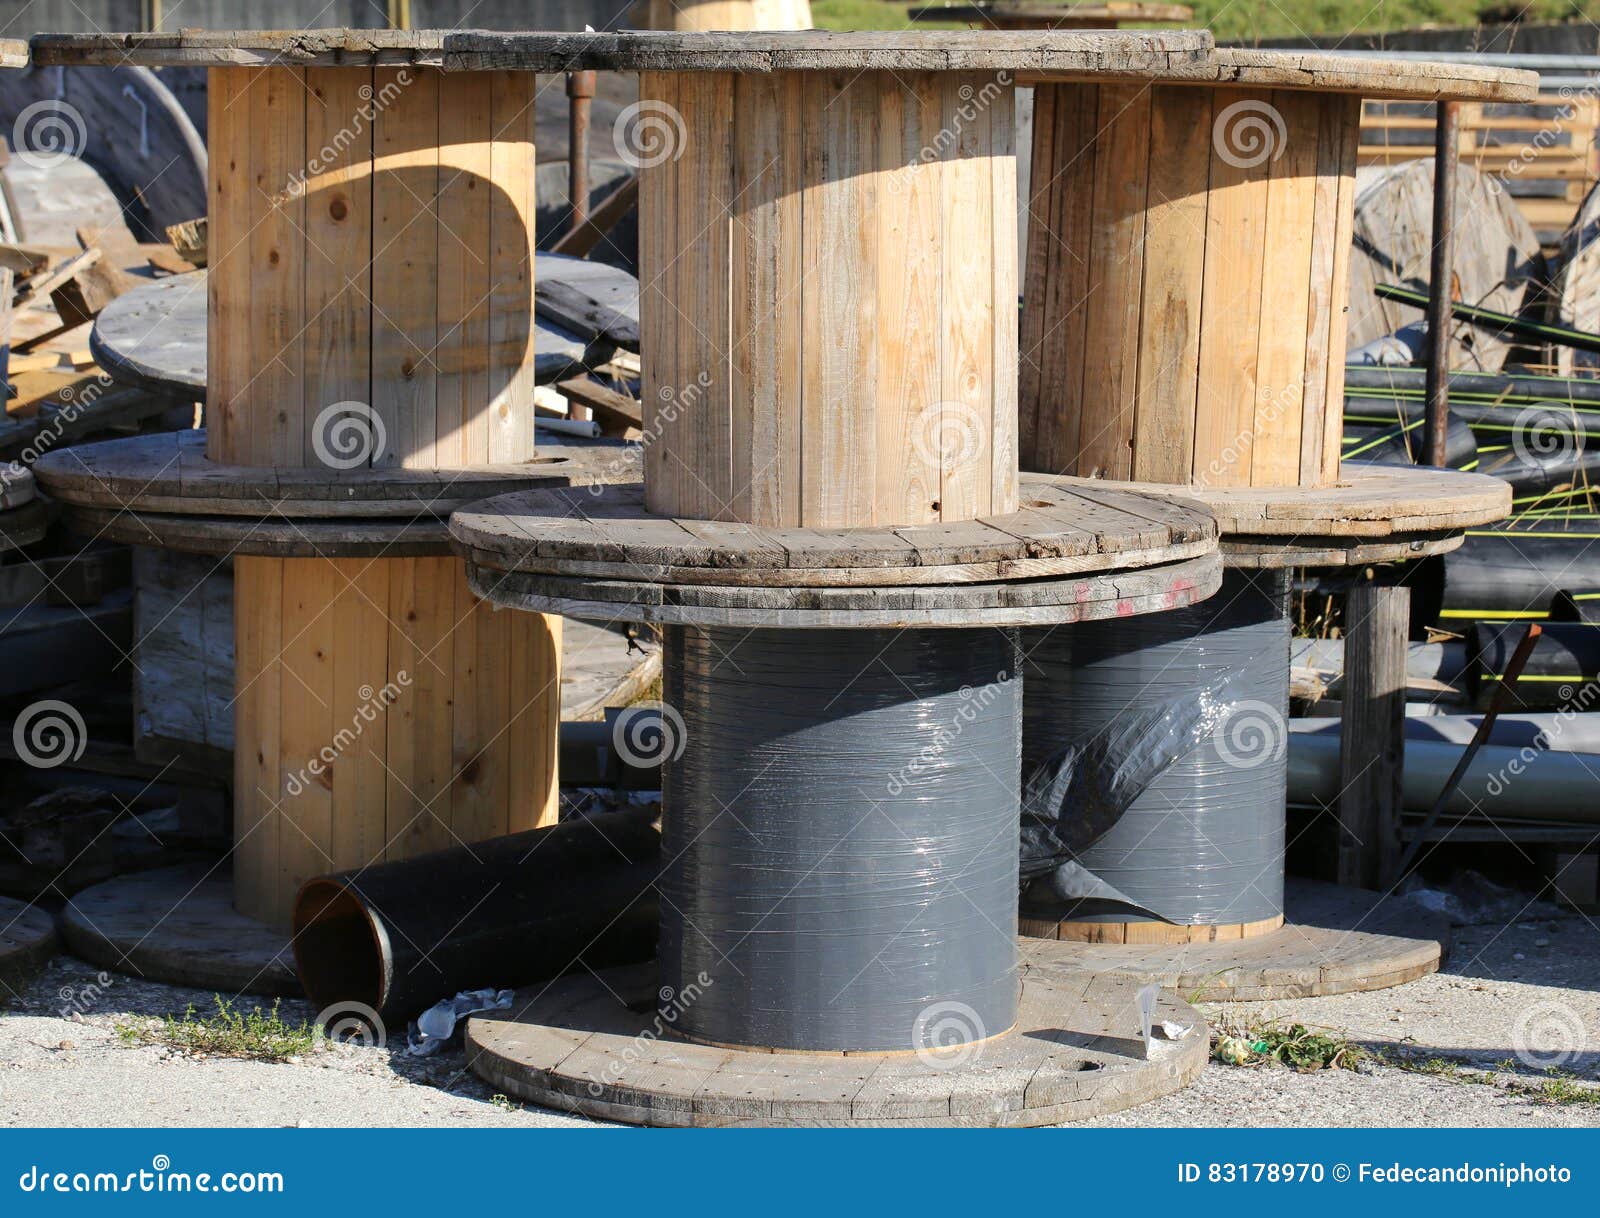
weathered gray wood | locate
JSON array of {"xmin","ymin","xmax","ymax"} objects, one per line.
[
  {"xmin": 1339, "ymin": 576, "xmax": 1409, "ymax": 891},
  {"xmin": 1221, "ymin": 531, "xmax": 1464, "ymax": 570},
  {"xmin": 58, "ymin": 505, "xmax": 455, "ymax": 558},
  {"xmin": 465, "ymin": 952, "xmax": 1207, "ymax": 1127},
  {"xmin": 1023, "ymin": 878, "xmax": 1447, "ymax": 1001},
  {"xmin": 33, "ymin": 429, "xmax": 641, "ymax": 517},
  {"xmin": 33, "ymin": 29, "xmax": 1215, "ymax": 77},
  {"xmin": 60, "ymin": 863, "xmax": 299, "ymax": 997},
  {"xmin": 1087, "ymin": 461, "xmax": 1510, "ymax": 537},
  {"xmin": 132, "ymin": 548, "xmax": 234, "ymax": 771},
  {"xmin": 0, "ymin": 462, "xmax": 33, "ymax": 510},
  {"xmin": 454, "ymin": 474, "xmax": 1216, "ymax": 586},
  {"xmin": 465, "ymin": 551, "xmax": 1222, "ymax": 629},
  {"xmin": 536, "ymin": 252, "xmax": 639, "ymax": 351},
  {"xmin": 89, "ymin": 269, "xmax": 593, "ymax": 401}
]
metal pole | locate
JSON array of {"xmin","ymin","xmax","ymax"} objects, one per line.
[
  {"xmin": 567, "ymin": 70, "xmax": 597, "ymax": 238},
  {"xmin": 1424, "ymin": 100, "xmax": 1460, "ymax": 468}
]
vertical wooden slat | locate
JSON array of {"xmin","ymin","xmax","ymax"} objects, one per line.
[
  {"xmin": 508, "ymin": 610, "xmax": 562, "ymax": 833},
  {"xmin": 276, "ymin": 558, "xmax": 337, "ymax": 929},
  {"xmin": 989, "ymin": 74, "xmax": 1018, "ymax": 517},
  {"xmin": 371, "ymin": 66, "xmax": 438, "ymax": 469},
  {"xmin": 1322, "ymin": 94, "xmax": 1362, "ymax": 485},
  {"xmin": 875, "ymin": 71, "xmax": 943, "ymax": 526},
  {"xmin": 1192, "ymin": 87, "xmax": 1272, "ymax": 487},
  {"xmin": 462, "ymin": 572, "xmax": 512, "ymax": 842},
  {"xmin": 437, "ymin": 73, "xmax": 493, "ymax": 467},
  {"xmin": 304, "ymin": 68, "xmax": 374, "ymax": 466},
  {"xmin": 1017, "ymin": 82, "xmax": 1056, "ymax": 471},
  {"xmin": 206, "ymin": 68, "xmax": 250, "ymax": 464},
  {"xmin": 640, "ymin": 71, "xmax": 682, "ymax": 515},
  {"xmin": 249, "ymin": 69, "xmax": 306, "ymax": 468},
  {"xmin": 1132, "ymin": 85, "xmax": 1211, "ymax": 484},
  {"xmin": 802, "ymin": 71, "xmax": 877, "ymax": 526},
  {"xmin": 232, "ymin": 555, "xmax": 281, "ymax": 923},
  {"xmin": 1250, "ymin": 90, "xmax": 1320, "ymax": 487},
  {"xmin": 676, "ymin": 71, "xmax": 736, "ymax": 519},
  {"xmin": 731, "ymin": 71, "xmax": 804, "ymax": 526},
  {"xmin": 1075, "ymin": 84, "xmax": 1150, "ymax": 481},
  {"xmin": 329, "ymin": 557, "xmax": 390, "ymax": 876},
  {"xmin": 488, "ymin": 69, "xmax": 538, "ymax": 465},
  {"xmin": 940, "ymin": 72, "xmax": 994, "ymax": 521},
  {"xmin": 1300, "ymin": 90, "xmax": 1343, "ymax": 487},
  {"xmin": 448, "ymin": 564, "xmax": 489, "ymax": 846}
]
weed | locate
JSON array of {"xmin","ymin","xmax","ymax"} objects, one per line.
[
  {"xmin": 114, "ymin": 997, "xmax": 318, "ymax": 1062},
  {"xmin": 1211, "ymin": 1017, "xmax": 1365, "ymax": 1072}
]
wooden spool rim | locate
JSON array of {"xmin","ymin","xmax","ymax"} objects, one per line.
[
  {"xmin": 57, "ymin": 504, "xmax": 456, "ymax": 559},
  {"xmin": 1021, "ymin": 914, "xmax": 1286, "ymax": 943},
  {"xmin": 32, "ymin": 29, "xmax": 1213, "ymax": 75},
  {"xmin": 32, "ymin": 430, "xmax": 641, "ymax": 519},
  {"xmin": 1048, "ymin": 462, "xmax": 1512, "ymax": 538},
  {"xmin": 908, "ymin": 2, "xmax": 1195, "ymax": 21},
  {"xmin": 454, "ymin": 475, "xmax": 1216, "ymax": 587},
  {"xmin": 1221, "ymin": 530, "xmax": 1465, "ymax": 570},
  {"xmin": 464, "ymin": 550, "xmax": 1222, "ymax": 628}
]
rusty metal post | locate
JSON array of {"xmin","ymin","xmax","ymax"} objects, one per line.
[
  {"xmin": 567, "ymin": 70, "xmax": 597, "ymax": 237},
  {"xmin": 1424, "ymin": 99, "xmax": 1460, "ymax": 468}
]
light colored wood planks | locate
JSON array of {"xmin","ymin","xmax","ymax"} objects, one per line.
[
  {"xmin": 330, "ymin": 558, "xmax": 392, "ymax": 879},
  {"xmin": 437, "ymin": 73, "xmax": 494, "ymax": 468},
  {"xmin": 248, "ymin": 68, "xmax": 306, "ymax": 467},
  {"xmin": 304, "ymin": 69, "xmax": 374, "ymax": 465},
  {"xmin": 1321, "ymin": 94, "xmax": 1360, "ymax": 486},
  {"xmin": 488, "ymin": 71, "xmax": 538, "ymax": 465},
  {"xmin": 206, "ymin": 68, "xmax": 251, "ymax": 465},
  {"xmin": 232, "ymin": 556, "xmax": 281, "ymax": 924}
]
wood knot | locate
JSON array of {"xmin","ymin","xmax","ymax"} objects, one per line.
[
  {"xmin": 329, "ymin": 197, "xmax": 349, "ymax": 222},
  {"xmin": 268, "ymin": 249, "xmax": 280, "ymax": 266}
]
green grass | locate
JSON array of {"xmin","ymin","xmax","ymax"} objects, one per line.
[
  {"xmin": 115, "ymin": 997, "xmax": 320, "ymax": 1063},
  {"xmin": 812, "ymin": 0, "xmax": 1600, "ymax": 44},
  {"xmin": 1381, "ymin": 1049, "xmax": 1600, "ymax": 1106},
  {"xmin": 1211, "ymin": 1017, "xmax": 1366, "ymax": 1071}
]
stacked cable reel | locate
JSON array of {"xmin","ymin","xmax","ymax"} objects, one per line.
[
  {"xmin": 28, "ymin": 30, "xmax": 644, "ymax": 996},
  {"xmin": 447, "ymin": 29, "xmax": 1243, "ymax": 1127},
  {"xmin": 1013, "ymin": 49, "xmax": 1531, "ymax": 999}
]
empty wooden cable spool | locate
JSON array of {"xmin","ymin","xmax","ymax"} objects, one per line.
[{"xmin": 1017, "ymin": 49, "xmax": 1537, "ymax": 491}]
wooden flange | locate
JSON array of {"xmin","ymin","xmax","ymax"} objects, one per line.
[
  {"xmin": 1021, "ymin": 914, "xmax": 1287, "ymax": 944},
  {"xmin": 33, "ymin": 29, "xmax": 1213, "ymax": 76},
  {"xmin": 454, "ymin": 476, "xmax": 1216, "ymax": 587},
  {"xmin": 0, "ymin": 896, "xmax": 58, "ymax": 1003},
  {"xmin": 55, "ymin": 505, "xmax": 453, "ymax": 559},
  {"xmin": 34, "ymin": 430, "xmax": 639, "ymax": 518},
  {"xmin": 1019, "ymin": 877, "xmax": 1448, "ymax": 1002},
  {"xmin": 465, "ymin": 952, "xmax": 1207, "ymax": 1126},
  {"xmin": 1060, "ymin": 463, "xmax": 1511, "ymax": 538},
  {"xmin": 908, "ymin": 3, "xmax": 1195, "ymax": 29},
  {"xmin": 90, "ymin": 264, "xmax": 624, "ymax": 403},
  {"xmin": 1222, "ymin": 530, "xmax": 1465, "ymax": 570},
  {"xmin": 467, "ymin": 551, "xmax": 1222, "ymax": 628},
  {"xmin": 59, "ymin": 863, "xmax": 299, "ymax": 997}
]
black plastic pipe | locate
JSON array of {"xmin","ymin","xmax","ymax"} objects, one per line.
[
  {"xmin": 1469, "ymin": 621, "xmax": 1600, "ymax": 710},
  {"xmin": 292, "ymin": 809, "xmax": 661, "ymax": 1027},
  {"xmin": 1425, "ymin": 521, "xmax": 1600, "ymax": 624},
  {"xmin": 1345, "ymin": 365, "xmax": 1600, "ymax": 405}
]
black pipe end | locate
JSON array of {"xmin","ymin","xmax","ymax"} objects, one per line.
[{"xmin": 292, "ymin": 879, "xmax": 389, "ymax": 1019}]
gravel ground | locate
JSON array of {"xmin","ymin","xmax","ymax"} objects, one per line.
[{"xmin": 3, "ymin": 914, "xmax": 1597, "ymax": 1128}]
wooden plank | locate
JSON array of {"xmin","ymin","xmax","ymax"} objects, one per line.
[
  {"xmin": 1132, "ymin": 85, "xmax": 1210, "ymax": 484},
  {"xmin": 874, "ymin": 71, "xmax": 943, "ymax": 527},
  {"xmin": 275, "ymin": 558, "xmax": 337, "ymax": 930},
  {"xmin": 937, "ymin": 73, "xmax": 994, "ymax": 520},
  {"xmin": 488, "ymin": 70, "xmax": 538, "ymax": 464},
  {"xmin": 437, "ymin": 72, "xmax": 493, "ymax": 467},
  {"xmin": 1248, "ymin": 89, "xmax": 1318, "ymax": 487},
  {"xmin": 330, "ymin": 557, "xmax": 392, "ymax": 876},
  {"xmin": 371, "ymin": 66, "xmax": 439, "ymax": 469},
  {"xmin": 1190, "ymin": 86, "xmax": 1270, "ymax": 488},
  {"xmin": 459, "ymin": 563, "xmax": 512, "ymax": 844},
  {"xmin": 509, "ymin": 608, "xmax": 562, "ymax": 833},
  {"xmin": 639, "ymin": 71, "xmax": 682, "ymax": 517},
  {"xmin": 989, "ymin": 74, "xmax": 1018, "ymax": 518},
  {"xmin": 231, "ymin": 556, "xmax": 280, "ymax": 924},
  {"xmin": 249, "ymin": 69, "xmax": 306, "ymax": 467},
  {"xmin": 304, "ymin": 67, "xmax": 374, "ymax": 469},
  {"xmin": 1299, "ymin": 90, "xmax": 1343, "ymax": 487},
  {"xmin": 1038, "ymin": 83, "xmax": 1095, "ymax": 476},
  {"xmin": 1018, "ymin": 81, "xmax": 1056, "ymax": 471},
  {"xmin": 206, "ymin": 68, "xmax": 250, "ymax": 463},
  {"xmin": 1338, "ymin": 577, "xmax": 1408, "ymax": 890},
  {"xmin": 1075, "ymin": 83, "xmax": 1150, "ymax": 481},
  {"xmin": 801, "ymin": 71, "xmax": 876, "ymax": 527},
  {"xmin": 387, "ymin": 556, "xmax": 456, "ymax": 856},
  {"xmin": 1321, "ymin": 94, "xmax": 1361, "ymax": 485}
]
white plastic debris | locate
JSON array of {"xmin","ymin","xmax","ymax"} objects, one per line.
[{"xmin": 407, "ymin": 988, "xmax": 514, "ymax": 1056}]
